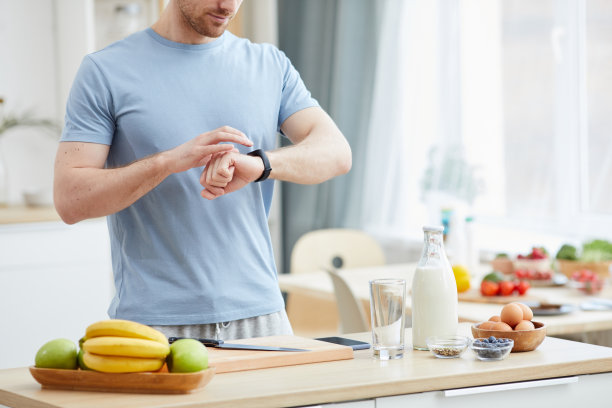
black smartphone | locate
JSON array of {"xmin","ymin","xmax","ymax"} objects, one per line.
[{"xmin": 315, "ymin": 336, "xmax": 371, "ymax": 350}]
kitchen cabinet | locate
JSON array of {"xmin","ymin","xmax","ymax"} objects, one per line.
[
  {"xmin": 0, "ymin": 218, "xmax": 113, "ymax": 369},
  {"xmin": 376, "ymin": 373, "xmax": 611, "ymax": 407}
]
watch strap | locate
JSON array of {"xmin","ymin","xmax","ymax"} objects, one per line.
[{"xmin": 247, "ymin": 149, "xmax": 272, "ymax": 182}]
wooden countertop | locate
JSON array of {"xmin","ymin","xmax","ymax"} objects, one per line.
[
  {"xmin": 278, "ymin": 263, "xmax": 612, "ymax": 336},
  {"xmin": 0, "ymin": 205, "xmax": 60, "ymax": 224},
  {"xmin": 2, "ymin": 324, "xmax": 612, "ymax": 408}
]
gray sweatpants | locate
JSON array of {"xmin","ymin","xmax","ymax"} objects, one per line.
[{"xmin": 151, "ymin": 309, "xmax": 293, "ymax": 341}]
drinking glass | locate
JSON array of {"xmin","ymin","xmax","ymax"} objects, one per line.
[{"xmin": 369, "ymin": 279, "xmax": 407, "ymax": 360}]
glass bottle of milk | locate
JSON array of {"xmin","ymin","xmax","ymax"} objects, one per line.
[{"xmin": 411, "ymin": 226, "xmax": 458, "ymax": 350}]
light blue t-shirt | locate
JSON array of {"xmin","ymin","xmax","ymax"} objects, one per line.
[{"xmin": 61, "ymin": 28, "xmax": 318, "ymax": 325}]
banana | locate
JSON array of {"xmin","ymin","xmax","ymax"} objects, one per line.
[
  {"xmin": 83, "ymin": 336, "xmax": 170, "ymax": 359},
  {"xmin": 83, "ymin": 351, "xmax": 164, "ymax": 373},
  {"xmin": 85, "ymin": 319, "xmax": 168, "ymax": 345}
]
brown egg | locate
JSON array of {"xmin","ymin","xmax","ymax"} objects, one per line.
[
  {"xmin": 488, "ymin": 315, "xmax": 501, "ymax": 322},
  {"xmin": 479, "ymin": 321, "xmax": 497, "ymax": 330},
  {"xmin": 501, "ymin": 303, "xmax": 523, "ymax": 327},
  {"xmin": 491, "ymin": 321, "xmax": 513, "ymax": 331},
  {"xmin": 514, "ymin": 302, "xmax": 534, "ymax": 321},
  {"xmin": 514, "ymin": 320, "xmax": 535, "ymax": 331}
]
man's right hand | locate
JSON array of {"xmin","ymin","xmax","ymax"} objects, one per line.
[
  {"xmin": 164, "ymin": 126, "xmax": 253, "ymax": 174},
  {"xmin": 54, "ymin": 126, "xmax": 252, "ymax": 224}
]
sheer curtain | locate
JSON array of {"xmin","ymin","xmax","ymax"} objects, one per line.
[
  {"xmin": 360, "ymin": 0, "xmax": 442, "ymax": 245},
  {"xmin": 361, "ymin": 0, "xmax": 612, "ymax": 258}
]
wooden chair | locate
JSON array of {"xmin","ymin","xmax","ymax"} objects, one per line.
[
  {"xmin": 286, "ymin": 229, "xmax": 385, "ymax": 336},
  {"xmin": 290, "ymin": 229, "xmax": 386, "ymax": 274},
  {"xmin": 326, "ymin": 268, "xmax": 369, "ymax": 333}
]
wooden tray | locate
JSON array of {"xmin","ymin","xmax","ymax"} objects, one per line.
[{"xmin": 29, "ymin": 366, "xmax": 214, "ymax": 394}]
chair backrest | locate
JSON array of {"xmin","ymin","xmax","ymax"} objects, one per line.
[
  {"xmin": 290, "ymin": 228, "xmax": 386, "ymax": 275},
  {"xmin": 326, "ymin": 268, "xmax": 369, "ymax": 334}
]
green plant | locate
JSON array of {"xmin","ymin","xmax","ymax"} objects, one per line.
[
  {"xmin": 420, "ymin": 145, "xmax": 484, "ymax": 204},
  {"xmin": 0, "ymin": 97, "xmax": 59, "ymax": 137}
]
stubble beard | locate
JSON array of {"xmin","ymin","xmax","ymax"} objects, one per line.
[{"xmin": 178, "ymin": 1, "xmax": 234, "ymax": 39}]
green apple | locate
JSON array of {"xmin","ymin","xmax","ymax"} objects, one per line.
[
  {"xmin": 77, "ymin": 349, "xmax": 90, "ymax": 370},
  {"xmin": 35, "ymin": 338, "xmax": 78, "ymax": 369},
  {"xmin": 167, "ymin": 339, "xmax": 208, "ymax": 373}
]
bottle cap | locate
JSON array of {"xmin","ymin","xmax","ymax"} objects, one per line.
[{"xmin": 423, "ymin": 226, "xmax": 444, "ymax": 232}]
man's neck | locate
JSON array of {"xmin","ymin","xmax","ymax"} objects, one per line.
[{"xmin": 151, "ymin": 1, "xmax": 216, "ymax": 45}]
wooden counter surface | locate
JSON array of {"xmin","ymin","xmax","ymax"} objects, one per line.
[
  {"xmin": 0, "ymin": 205, "xmax": 60, "ymax": 224},
  {"xmin": 279, "ymin": 263, "xmax": 612, "ymax": 336},
  {"xmin": 2, "ymin": 324, "xmax": 612, "ymax": 408}
]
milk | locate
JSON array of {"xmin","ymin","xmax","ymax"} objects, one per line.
[{"xmin": 411, "ymin": 265, "xmax": 458, "ymax": 349}]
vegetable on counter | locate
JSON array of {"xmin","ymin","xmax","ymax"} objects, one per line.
[
  {"xmin": 581, "ymin": 239, "xmax": 612, "ymax": 262},
  {"xmin": 480, "ymin": 270, "xmax": 530, "ymax": 297},
  {"xmin": 555, "ymin": 239, "xmax": 612, "ymax": 262},
  {"xmin": 517, "ymin": 247, "xmax": 549, "ymax": 260},
  {"xmin": 555, "ymin": 244, "xmax": 578, "ymax": 261}
]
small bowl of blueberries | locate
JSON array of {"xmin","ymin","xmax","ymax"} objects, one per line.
[{"xmin": 470, "ymin": 336, "xmax": 513, "ymax": 361}]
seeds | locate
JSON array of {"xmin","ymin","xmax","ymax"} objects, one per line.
[{"xmin": 430, "ymin": 345, "xmax": 464, "ymax": 357}]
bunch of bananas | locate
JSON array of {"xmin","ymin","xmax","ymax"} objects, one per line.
[{"xmin": 80, "ymin": 319, "xmax": 170, "ymax": 373}]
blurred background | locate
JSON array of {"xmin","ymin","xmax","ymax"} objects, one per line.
[
  {"xmin": 1, "ymin": 0, "xmax": 612, "ymax": 366},
  {"xmin": 2, "ymin": 0, "xmax": 611, "ymax": 269}
]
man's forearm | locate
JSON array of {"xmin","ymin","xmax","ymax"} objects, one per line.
[
  {"xmin": 54, "ymin": 151, "xmax": 172, "ymax": 224},
  {"xmin": 268, "ymin": 111, "xmax": 352, "ymax": 184},
  {"xmin": 54, "ymin": 127, "xmax": 252, "ymax": 224}
]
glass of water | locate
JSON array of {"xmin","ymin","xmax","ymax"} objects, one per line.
[{"xmin": 369, "ymin": 278, "xmax": 407, "ymax": 360}]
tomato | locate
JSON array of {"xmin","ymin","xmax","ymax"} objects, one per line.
[
  {"xmin": 516, "ymin": 280, "xmax": 530, "ymax": 295},
  {"xmin": 480, "ymin": 280, "xmax": 500, "ymax": 296},
  {"xmin": 499, "ymin": 280, "xmax": 515, "ymax": 296}
]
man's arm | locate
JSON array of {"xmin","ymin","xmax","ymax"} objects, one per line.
[
  {"xmin": 269, "ymin": 106, "xmax": 352, "ymax": 183},
  {"xmin": 200, "ymin": 107, "xmax": 351, "ymax": 198},
  {"xmin": 54, "ymin": 126, "xmax": 252, "ymax": 224}
]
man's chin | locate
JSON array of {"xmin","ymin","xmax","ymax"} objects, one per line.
[{"xmin": 196, "ymin": 24, "xmax": 227, "ymax": 39}]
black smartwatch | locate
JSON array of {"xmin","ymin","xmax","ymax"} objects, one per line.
[{"xmin": 247, "ymin": 149, "xmax": 272, "ymax": 182}]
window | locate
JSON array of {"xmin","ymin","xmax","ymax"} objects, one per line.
[
  {"xmin": 364, "ymin": 0, "xmax": 612, "ymax": 256},
  {"xmin": 461, "ymin": 0, "xmax": 612, "ymax": 246}
]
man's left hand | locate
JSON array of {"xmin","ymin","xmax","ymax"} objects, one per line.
[{"xmin": 200, "ymin": 151, "xmax": 265, "ymax": 199}]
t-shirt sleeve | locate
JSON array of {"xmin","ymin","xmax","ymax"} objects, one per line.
[
  {"xmin": 276, "ymin": 50, "xmax": 320, "ymax": 133},
  {"xmin": 60, "ymin": 55, "xmax": 115, "ymax": 145}
]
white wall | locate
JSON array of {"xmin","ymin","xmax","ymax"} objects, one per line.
[
  {"xmin": 0, "ymin": 0, "xmax": 156, "ymax": 206},
  {"xmin": 0, "ymin": 0, "xmax": 60, "ymax": 205}
]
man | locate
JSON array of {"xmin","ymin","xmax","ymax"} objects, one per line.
[{"xmin": 53, "ymin": 0, "xmax": 351, "ymax": 340}]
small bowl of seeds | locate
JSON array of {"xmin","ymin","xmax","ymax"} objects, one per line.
[{"xmin": 425, "ymin": 335, "xmax": 471, "ymax": 358}]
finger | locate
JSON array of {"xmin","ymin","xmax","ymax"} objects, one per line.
[
  {"xmin": 209, "ymin": 169, "xmax": 233, "ymax": 187},
  {"xmin": 196, "ymin": 145, "xmax": 233, "ymax": 168},
  {"xmin": 208, "ymin": 154, "xmax": 226, "ymax": 185},
  {"xmin": 201, "ymin": 187, "xmax": 223, "ymax": 200},
  {"xmin": 200, "ymin": 166, "xmax": 209, "ymax": 186},
  {"xmin": 207, "ymin": 131, "xmax": 253, "ymax": 147},
  {"xmin": 210, "ymin": 153, "xmax": 233, "ymax": 183},
  {"xmin": 200, "ymin": 154, "xmax": 213, "ymax": 167}
]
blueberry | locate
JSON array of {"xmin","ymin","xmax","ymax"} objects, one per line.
[{"xmin": 488, "ymin": 336, "xmax": 496, "ymax": 342}]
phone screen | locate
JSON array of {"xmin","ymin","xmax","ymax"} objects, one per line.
[{"xmin": 315, "ymin": 336, "xmax": 371, "ymax": 350}]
